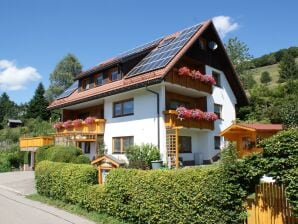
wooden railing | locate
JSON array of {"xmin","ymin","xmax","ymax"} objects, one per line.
[
  {"xmin": 164, "ymin": 68, "xmax": 213, "ymax": 94},
  {"xmin": 56, "ymin": 119, "xmax": 105, "ymax": 134},
  {"xmin": 19, "ymin": 136, "xmax": 53, "ymax": 150},
  {"xmin": 246, "ymin": 183, "xmax": 298, "ymax": 224},
  {"xmin": 164, "ymin": 110, "xmax": 214, "ymax": 130}
]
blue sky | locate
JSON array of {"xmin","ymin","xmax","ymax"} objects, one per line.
[{"xmin": 0, "ymin": 0, "xmax": 297, "ymax": 104}]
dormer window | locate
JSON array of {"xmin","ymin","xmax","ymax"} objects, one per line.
[
  {"xmin": 81, "ymin": 78, "xmax": 90, "ymax": 90},
  {"xmin": 111, "ymin": 70, "xmax": 121, "ymax": 82},
  {"xmin": 95, "ymin": 74, "xmax": 104, "ymax": 86}
]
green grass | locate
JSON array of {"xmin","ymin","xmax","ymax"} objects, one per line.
[
  {"xmin": 26, "ymin": 194, "xmax": 129, "ymax": 224},
  {"xmin": 250, "ymin": 58, "xmax": 298, "ymax": 88}
]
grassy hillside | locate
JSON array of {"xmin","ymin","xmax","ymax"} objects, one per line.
[{"xmin": 250, "ymin": 58, "xmax": 298, "ymax": 87}]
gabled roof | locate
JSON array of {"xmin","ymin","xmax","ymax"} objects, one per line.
[
  {"xmin": 220, "ymin": 123, "xmax": 283, "ymax": 137},
  {"xmin": 48, "ymin": 20, "xmax": 248, "ymax": 110},
  {"xmin": 91, "ymin": 154, "xmax": 126, "ymax": 167},
  {"xmin": 240, "ymin": 124, "xmax": 283, "ymax": 131}
]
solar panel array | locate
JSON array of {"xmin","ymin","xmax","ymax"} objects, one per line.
[
  {"xmin": 126, "ymin": 23, "xmax": 202, "ymax": 78},
  {"xmin": 56, "ymin": 80, "xmax": 79, "ymax": 100}
]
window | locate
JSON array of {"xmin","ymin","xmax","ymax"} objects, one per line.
[
  {"xmin": 113, "ymin": 99, "xmax": 134, "ymax": 117},
  {"xmin": 212, "ymin": 71, "xmax": 221, "ymax": 87},
  {"xmin": 113, "ymin": 136, "xmax": 134, "ymax": 154},
  {"xmin": 81, "ymin": 78, "xmax": 90, "ymax": 90},
  {"xmin": 178, "ymin": 136, "xmax": 192, "ymax": 153},
  {"xmin": 214, "ymin": 136, "xmax": 221, "ymax": 150},
  {"xmin": 95, "ymin": 74, "xmax": 104, "ymax": 86},
  {"xmin": 84, "ymin": 142, "xmax": 91, "ymax": 154},
  {"xmin": 111, "ymin": 70, "xmax": 121, "ymax": 82},
  {"xmin": 214, "ymin": 104, "xmax": 222, "ymax": 119}
]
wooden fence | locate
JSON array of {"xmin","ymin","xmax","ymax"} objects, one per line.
[{"xmin": 246, "ymin": 183, "xmax": 298, "ymax": 224}]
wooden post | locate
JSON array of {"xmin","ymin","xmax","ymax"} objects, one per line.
[{"xmin": 175, "ymin": 127, "xmax": 179, "ymax": 168}]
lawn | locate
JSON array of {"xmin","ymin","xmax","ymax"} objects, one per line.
[{"xmin": 27, "ymin": 194, "xmax": 129, "ymax": 224}]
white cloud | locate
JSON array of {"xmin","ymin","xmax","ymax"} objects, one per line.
[
  {"xmin": 0, "ymin": 59, "xmax": 41, "ymax": 91},
  {"xmin": 212, "ymin": 16, "xmax": 239, "ymax": 38}
]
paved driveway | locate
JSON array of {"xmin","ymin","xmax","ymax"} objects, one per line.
[
  {"xmin": 0, "ymin": 171, "xmax": 36, "ymax": 195},
  {"xmin": 0, "ymin": 171, "xmax": 96, "ymax": 224}
]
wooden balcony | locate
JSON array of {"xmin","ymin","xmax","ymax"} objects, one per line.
[
  {"xmin": 164, "ymin": 110, "xmax": 214, "ymax": 130},
  {"xmin": 165, "ymin": 68, "xmax": 212, "ymax": 94},
  {"xmin": 56, "ymin": 119, "xmax": 105, "ymax": 134},
  {"xmin": 19, "ymin": 136, "xmax": 53, "ymax": 151}
]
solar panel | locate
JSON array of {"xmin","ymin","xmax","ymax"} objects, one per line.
[
  {"xmin": 56, "ymin": 80, "xmax": 79, "ymax": 100},
  {"xmin": 111, "ymin": 38, "xmax": 162, "ymax": 62},
  {"xmin": 126, "ymin": 23, "xmax": 202, "ymax": 78}
]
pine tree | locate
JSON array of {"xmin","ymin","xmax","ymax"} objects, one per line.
[
  {"xmin": 278, "ymin": 52, "xmax": 298, "ymax": 82},
  {"xmin": 0, "ymin": 93, "xmax": 17, "ymax": 128},
  {"xmin": 27, "ymin": 83, "xmax": 51, "ymax": 120},
  {"xmin": 46, "ymin": 54, "xmax": 82, "ymax": 102}
]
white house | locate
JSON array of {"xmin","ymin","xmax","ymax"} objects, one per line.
[{"xmin": 48, "ymin": 20, "xmax": 248, "ymax": 167}]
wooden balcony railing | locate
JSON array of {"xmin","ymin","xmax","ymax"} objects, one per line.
[
  {"xmin": 56, "ymin": 119, "xmax": 105, "ymax": 134},
  {"xmin": 19, "ymin": 136, "xmax": 53, "ymax": 151},
  {"xmin": 164, "ymin": 110, "xmax": 214, "ymax": 130},
  {"xmin": 164, "ymin": 68, "xmax": 213, "ymax": 94}
]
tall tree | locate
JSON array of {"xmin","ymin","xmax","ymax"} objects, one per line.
[
  {"xmin": 278, "ymin": 52, "xmax": 298, "ymax": 82},
  {"xmin": 0, "ymin": 92, "xmax": 17, "ymax": 128},
  {"xmin": 225, "ymin": 37, "xmax": 253, "ymax": 75},
  {"xmin": 46, "ymin": 54, "xmax": 82, "ymax": 102},
  {"xmin": 27, "ymin": 83, "xmax": 51, "ymax": 120}
]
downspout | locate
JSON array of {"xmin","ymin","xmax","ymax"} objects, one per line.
[{"xmin": 146, "ymin": 87, "xmax": 160, "ymax": 150}]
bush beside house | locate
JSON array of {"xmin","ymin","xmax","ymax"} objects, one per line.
[
  {"xmin": 36, "ymin": 161, "xmax": 245, "ymax": 224},
  {"xmin": 35, "ymin": 145, "xmax": 90, "ymax": 164}
]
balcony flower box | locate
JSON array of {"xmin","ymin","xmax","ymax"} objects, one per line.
[
  {"xmin": 176, "ymin": 107, "xmax": 218, "ymax": 121},
  {"xmin": 178, "ymin": 66, "xmax": 216, "ymax": 85}
]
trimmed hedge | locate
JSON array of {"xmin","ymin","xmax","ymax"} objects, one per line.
[
  {"xmin": 35, "ymin": 161, "xmax": 97, "ymax": 205},
  {"xmin": 35, "ymin": 161, "xmax": 245, "ymax": 224},
  {"xmin": 35, "ymin": 145, "xmax": 84, "ymax": 164}
]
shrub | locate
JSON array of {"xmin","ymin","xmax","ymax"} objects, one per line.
[
  {"xmin": 260, "ymin": 71, "xmax": 272, "ymax": 84},
  {"xmin": 284, "ymin": 168, "xmax": 298, "ymax": 214},
  {"xmin": 104, "ymin": 167, "xmax": 246, "ymax": 224},
  {"xmin": 35, "ymin": 145, "xmax": 83, "ymax": 164},
  {"xmin": 0, "ymin": 156, "xmax": 11, "ymax": 172},
  {"xmin": 35, "ymin": 161, "xmax": 97, "ymax": 204},
  {"xmin": 260, "ymin": 128, "xmax": 298, "ymax": 181},
  {"xmin": 126, "ymin": 144, "xmax": 160, "ymax": 169},
  {"xmin": 74, "ymin": 155, "xmax": 90, "ymax": 164}
]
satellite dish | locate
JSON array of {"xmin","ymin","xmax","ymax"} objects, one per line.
[{"xmin": 208, "ymin": 41, "xmax": 218, "ymax": 51}]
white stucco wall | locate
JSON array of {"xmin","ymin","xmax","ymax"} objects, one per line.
[
  {"xmin": 103, "ymin": 85, "xmax": 166, "ymax": 161},
  {"xmin": 80, "ymin": 142, "xmax": 97, "ymax": 160},
  {"xmin": 205, "ymin": 65, "xmax": 237, "ymax": 160}
]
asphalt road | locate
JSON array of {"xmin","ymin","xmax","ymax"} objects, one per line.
[{"xmin": 0, "ymin": 171, "xmax": 96, "ymax": 224}]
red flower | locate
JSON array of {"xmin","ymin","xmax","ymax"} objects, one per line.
[
  {"xmin": 203, "ymin": 112, "xmax": 218, "ymax": 121},
  {"xmin": 178, "ymin": 67, "xmax": 190, "ymax": 76},
  {"xmin": 192, "ymin": 109, "xmax": 204, "ymax": 120},
  {"xmin": 53, "ymin": 122, "xmax": 63, "ymax": 129},
  {"xmin": 72, "ymin": 119, "xmax": 83, "ymax": 128},
  {"xmin": 84, "ymin": 117, "xmax": 96, "ymax": 125},
  {"xmin": 63, "ymin": 120, "xmax": 73, "ymax": 128},
  {"xmin": 203, "ymin": 75, "xmax": 216, "ymax": 85}
]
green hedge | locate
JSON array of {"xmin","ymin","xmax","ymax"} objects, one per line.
[
  {"xmin": 35, "ymin": 160, "xmax": 245, "ymax": 224},
  {"xmin": 35, "ymin": 161, "xmax": 97, "ymax": 205},
  {"xmin": 35, "ymin": 145, "xmax": 84, "ymax": 164}
]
